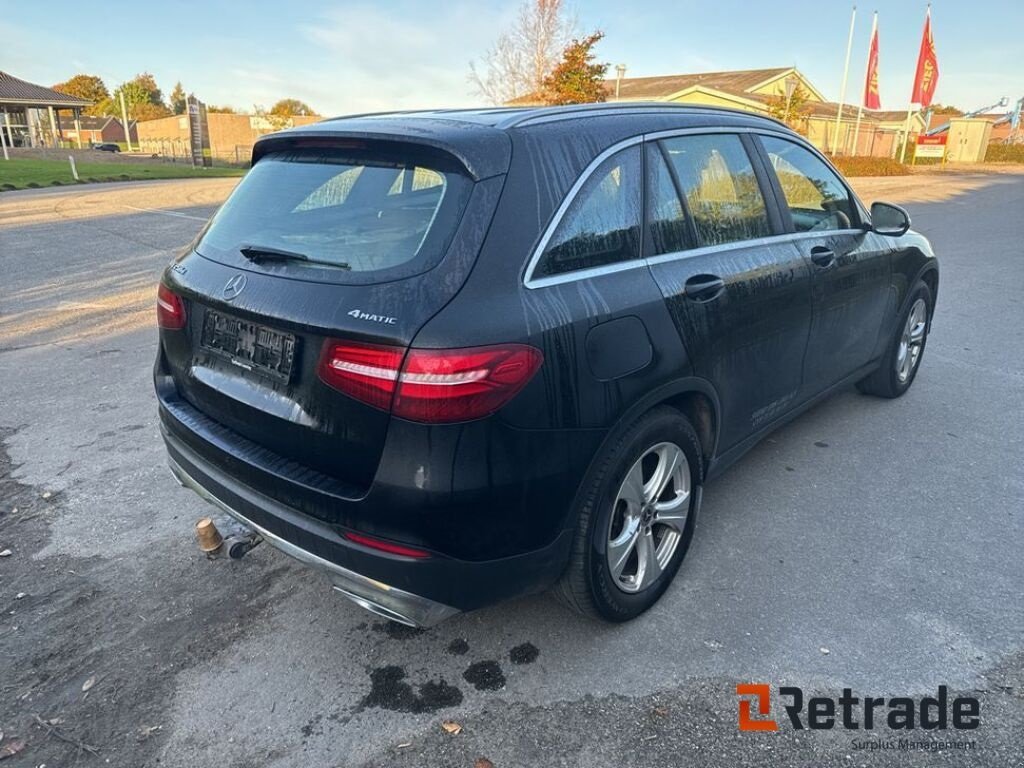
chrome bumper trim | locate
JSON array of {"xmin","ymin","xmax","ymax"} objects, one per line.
[{"xmin": 167, "ymin": 456, "xmax": 460, "ymax": 628}]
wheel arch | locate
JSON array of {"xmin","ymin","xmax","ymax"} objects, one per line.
[
  {"xmin": 584, "ymin": 378, "xmax": 722, "ymax": 491},
  {"xmin": 918, "ymin": 265, "xmax": 939, "ymax": 319}
]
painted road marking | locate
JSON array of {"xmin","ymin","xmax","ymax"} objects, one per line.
[{"xmin": 123, "ymin": 205, "xmax": 208, "ymax": 221}]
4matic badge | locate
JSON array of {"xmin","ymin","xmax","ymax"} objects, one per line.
[{"xmin": 348, "ymin": 309, "xmax": 397, "ymax": 325}]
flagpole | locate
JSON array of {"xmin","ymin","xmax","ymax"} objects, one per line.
[
  {"xmin": 831, "ymin": 5, "xmax": 857, "ymax": 155},
  {"xmin": 899, "ymin": 106, "xmax": 916, "ymax": 163},
  {"xmin": 852, "ymin": 11, "xmax": 877, "ymax": 157},
  {"xmin": 901, "ymin": 4, "xmax": 931, "ymax": 162}
]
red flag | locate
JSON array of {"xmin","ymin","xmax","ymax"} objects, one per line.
[
  {"xmin": 863, "ymin": 22, "xmax": 881, "ymax": 109},
  {"xmin": 911, "ymin": 9, "xmax": 939, "ymax": 107}
]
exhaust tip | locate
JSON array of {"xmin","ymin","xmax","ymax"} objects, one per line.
[
  {"xmin": 332, "ymin": 586, "xmax": 421, "ymax": 628},
  {"xmin": 195, "ymin": 517, "xmax": 224, "ymax": 554}
]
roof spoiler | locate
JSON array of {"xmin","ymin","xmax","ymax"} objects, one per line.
[{"xmin": 252, "ymin": 123, "xmax": 512, "ymax": 181}]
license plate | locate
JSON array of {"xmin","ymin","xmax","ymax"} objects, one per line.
[{"xmin": 201, "ymin": 310, "xmax": 296, "ymax": 383}]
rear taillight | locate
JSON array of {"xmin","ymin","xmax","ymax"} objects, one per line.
[
  {"xmin": 317, "ymin": 341, "xmax": 543, "ymax": 423},
  {"xmin": 157, "ymin": 284, "xmax": 186, "ymax": 330},
  {"xmin": 317, "ymin": 342, "xmax": 404, "ymax": 410},
  {"xmin": 395, "ymin": 345, "xmax": 543, "ymax": 423}
]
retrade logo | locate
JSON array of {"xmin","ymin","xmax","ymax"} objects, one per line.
[
  {"xmin": 736, "ymin": 684, "xmax": 980, "ymax": 732},
  {"xmin": 222, "ymin": 273, "xmax": 247, "ymax": 301},
  {"xmin": 737, "ymin": 684, "xmax": 778, "ymax": 731}
]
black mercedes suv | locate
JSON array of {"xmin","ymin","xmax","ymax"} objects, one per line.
[{"xmin": 157, "ymin": 104, "xmax": 937, "ymax": 626}]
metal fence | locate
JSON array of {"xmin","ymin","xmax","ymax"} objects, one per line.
[{"xmin": 136, "ymin": 139, "xmax": 253, "ymax": 166}]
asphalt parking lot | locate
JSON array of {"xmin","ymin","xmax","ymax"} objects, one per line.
[{"xmin": 1, "ymin": 173, "xmax": 1022, "ymax": 767}]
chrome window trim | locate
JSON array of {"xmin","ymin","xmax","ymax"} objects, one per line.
[
  {"xmin": 753, "ymin": 131, "xmax": 868, "ymax": 227},
  {"xmin": 522, "ymin": 135, "xmax": 644, "ymax": 289},
  {"xmin": 645, "ymin": 228, "xmax": 867, "ymax": 268},
  {"xmin": 522, "ymin": 126, "xmax": 868, "ymax": 290}
]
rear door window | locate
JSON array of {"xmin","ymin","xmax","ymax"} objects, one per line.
[
  {"xmin": 196, "ymin": 148, "xmax": 472, "ymax": 281},
  {"xmin": 533, "ymin": 145, "xmax": 642, "ymax": 279},
  {"xmin": 658, "ymin": 135, "xmax": 771, "ymax": 247},
  {"xmin": 760, "ymin": 136, "xmax": 857, "ymax": 232},
  {"xmin": 646, "ymin": 143, "xmax": 696, "ymax": 256}
]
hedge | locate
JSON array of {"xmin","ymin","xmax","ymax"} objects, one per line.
[
  {"xmin": 984, "ymin": 143, "xmax": 1024, "ymax": 163},
  {"xmin": 827, "ymin": 155, "xmax": 911, "ymax": 177}
]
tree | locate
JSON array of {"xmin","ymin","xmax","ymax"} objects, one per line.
[
  {"xmin": 270, "ymin": 99, "xmax": 318, "ymax": 117},
  {"xmin": 131, "ymin": 102, "xmax": 173, "ymax": 121},
  {"xmin": 930, "ymin": 104, "xmax": 963, "ymax": 116},
  {"xmin": 207, "ymin": 104, "xmax": 237, "ymax": 114},
  {"xmin": 131, "ymin": 72, "xmax": 165, "ymax": 106},
  {"xmin": 107, "ymin": 75, "xmax": 172, "ymax": 121},
  {"xmin": 469, "ymin": 0, "xmax": 573, "ymax": 104},
  {"xmin": 765, "ymin": 83, "xmax": 813, "ymax": 133},
  {"xmin": 539, "ymin": 32, "xmax": 608, "ymax": 106},
  {"xmin": 252, "ymin": 105, "xmax": 292, "ymax": 131},
  {"xmin": 53, "ymin": 74, "xmax": 109, "ymax": 105},
  {"xmin": 110, "ymin": 81, "xmax": 150, "ymax": 112},
  {"xmin": 170, "ymin": 82, "xmax": 187, "ymax": 115}
]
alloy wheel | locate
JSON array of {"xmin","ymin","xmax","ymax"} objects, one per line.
[
  {"xmin": 896, "ymin": 298, "xmax": 928, "ymax": 383},
  {"xmin": 606, "ymin": 442, "xmax": 691, "ymax": 593}
]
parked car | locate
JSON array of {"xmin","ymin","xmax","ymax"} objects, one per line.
[
  {"xmin": 92, "ymin": 142, "xmax": 120, "ymax": 152},
  {"xmin": 156, "ymin": 104, "xmax": 937, "ymax": 627}
]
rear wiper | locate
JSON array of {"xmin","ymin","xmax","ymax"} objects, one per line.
[
  {"xmin": 239, "ymin": 244, "xmax": 310, "ymax": 263},
  {"xmin": 238, "ymin": 244, "xmax": 351, "ymax": 270}
]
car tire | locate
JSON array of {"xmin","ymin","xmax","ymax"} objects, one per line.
[
  {"xmin": 857, "ymin": 280, "xmax": 933, "ymax": 399},
  {"xmin": 554, "ymin": 406, "xmax": 702, "ymax": 622}
]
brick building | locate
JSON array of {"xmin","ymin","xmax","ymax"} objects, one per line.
[
  {"xmin": 136, "ymin": 112, "xmax": 321, "ymax": 163},
  {"xmin": 57, "ymin": 115, "xmax": 138, "ymax": 146}
]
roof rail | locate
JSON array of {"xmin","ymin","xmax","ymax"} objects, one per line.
[
  {"xmin": 321, "ymin": 108, "xmax": 448, "ymax": 122},
  {"xmin": 495, "ymin": 101, "xmax": 788, "ymax": 129}
]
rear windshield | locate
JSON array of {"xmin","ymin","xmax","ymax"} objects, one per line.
[{"xmin": 196, "ymin": 147, "xmax": 472, "ymax": 280}]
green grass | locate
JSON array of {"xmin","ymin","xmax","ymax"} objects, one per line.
[{"xmin": 0, "ymin": 158, "xmax": 245, "ymax": 191}]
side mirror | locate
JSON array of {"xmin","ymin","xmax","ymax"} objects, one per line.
[{"xmin": 870, "ymin": 201, "xmax": 911, "ymax": 237}]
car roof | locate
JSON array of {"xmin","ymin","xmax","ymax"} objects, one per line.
[
  {"xmin": 253, "ymin": 103, "xmax": 792, "ymax": 180},
  {"xmin": 319, "ymin": 102, "xmax": 789, "ymax": 130}
]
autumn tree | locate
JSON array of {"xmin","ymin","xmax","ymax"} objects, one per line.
[
  {"xmin": 252, "ymin": 105, "xmax": 291, "ymax": 131},
  {"xmin": 53, "ymin": 74, "xmax": 109, "ymax": 106},
  {"xmin": 930, "ymin": 104, "xmax": 963, "ymax": 116},
  {"xmin": 270, "ymin": 99, "xmax": 318, "ymax": 117},
  {"xmin": 170, "ymin": 82, "xmax": 187, "ymax": 115},
  {"xmin": 765, "ymin": 83, "xmax": 813, "ymax": 133},
  {"xmin": 539, "ymin": 32, "xmax": 608, "ymax": 106},
  {"xmin": 207, "ymin": 104, "xmax": 237, "ymax": 114},
  {"xmin": 469, "ymin": 0, "xmax": 574, "ymax": 104}
]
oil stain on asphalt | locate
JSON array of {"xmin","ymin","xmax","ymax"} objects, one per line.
[
  {"xmin": 446, "ymin": 638, "xmax": 470, "ymax": 655},
  {"xmin": 463, "ymin": 660, "xmax": 506, "ymax": 691},
  {"xmin": 509, "ymin": 642, "xmax": 539, "ymax": 665},
  {"xmin": 361, "ymin": 666, "xmax": 463, "ymax": 713}
]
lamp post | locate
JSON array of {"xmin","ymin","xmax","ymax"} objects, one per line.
[{"xmin": 615, "ymin": 64, "xmax": 627, "ymax": 100}]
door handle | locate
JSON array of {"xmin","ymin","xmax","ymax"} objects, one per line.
[
  {"xmin": 810, "ymin": 246, "xmax": 836, "ymax": 267},
  {"xmin": 683, "ymin": 274, "xmax": 725, "ymax": 302}
]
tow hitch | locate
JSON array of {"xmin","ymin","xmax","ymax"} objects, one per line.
[{"xmin": 194, "ymin": 515, "xmax": 263, "ymax": 560}]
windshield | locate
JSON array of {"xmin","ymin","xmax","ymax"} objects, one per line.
[{"xmin": 196, "ymin": 147, "xmax": 472, "ymax": 278}]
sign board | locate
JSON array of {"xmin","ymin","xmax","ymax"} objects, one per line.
[
  {"xmin": 186, "ymin": 96, "xmax": 212, "ymax": 168},
  {"xmin": 914, "ymin": 133, "xmax": 947, "ymax": 160}
]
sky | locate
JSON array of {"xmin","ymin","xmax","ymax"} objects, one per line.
[{"xmin": 2, "ymin": 0, "xmax": 1022, "ymax": 116}]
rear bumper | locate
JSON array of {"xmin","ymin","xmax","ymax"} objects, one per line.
[
  {"xmin": 162, "ymin": 423, "xmax": 573, "ymax": 623},
  {"xmin": 168, "ymin": 453, "xmax": 458, "ymax": 627}
]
